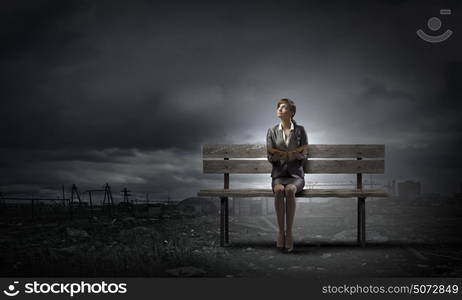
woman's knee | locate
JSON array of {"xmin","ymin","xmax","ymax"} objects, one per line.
[
  {"xmin": 285, "ymin": 184, "xmax": 297, "ymax": 195},
  {"xmin": 273, "ymin": 184, "xmax": 285, "ymax": 195}
]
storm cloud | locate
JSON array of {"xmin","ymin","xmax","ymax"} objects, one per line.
[{"xmin": 1, "ymin": 0, "xmax": 461, "ymax": 200}]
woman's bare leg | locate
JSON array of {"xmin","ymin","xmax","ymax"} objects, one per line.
[
  {"xmin": 284, "ymin": 184, "xmax": 297, "ymax": 250},
  {"xmin": 273, "ymin": 184, "xmax": 285, "ymax": 247}
]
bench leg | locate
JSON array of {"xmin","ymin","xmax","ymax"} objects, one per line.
[
  {"xmin": 357, "ymin": 197, "xmax": 366, "ymax": 247},
  {"xmin": 225, "ymin": 197, "xmax": 229, "ymax": 244},
  {"xmin": 220, "ymin": 197, "xmax": 225, "ymax": 247}
]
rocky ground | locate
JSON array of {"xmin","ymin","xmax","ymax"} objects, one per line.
[{"xmin": 0, "ymin": 197, "xmax": 461, "ymax": 277}]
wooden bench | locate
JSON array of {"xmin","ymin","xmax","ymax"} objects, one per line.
[{"xmin": 197, "ymin": 144, "xmax": 389, "ymax": 247}]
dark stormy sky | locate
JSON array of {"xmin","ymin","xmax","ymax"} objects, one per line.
[{"xmin": 1, "ymin": 0, "xmax": 461, "ymax": 201}]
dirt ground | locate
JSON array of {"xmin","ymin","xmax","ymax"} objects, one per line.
[
  {"xmin": 200, "ymin": 197, "xmax": 462, "ymax": 278},
  {"xmin": 1, "ymin": 197, "xmax": 461, "ymax": 277}
]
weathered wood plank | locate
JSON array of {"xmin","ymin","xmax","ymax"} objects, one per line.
[
  {"xmin": 203, "ymin": 160, "xmax": 385, "ymax": 174},
  {"xmin": 198, "ymin": 188, "xmax": 389, "ymax": 198},
  {"xmin": 203, "ymin": 144, "xmax": 385, "ymax": 158},
  {"xmin": 204, "ymin": 144, "xmax": 263, "ymax": 158}
]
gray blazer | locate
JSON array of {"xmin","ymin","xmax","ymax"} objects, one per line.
[{"xmin": 266, "ymin": 123, "xmax": 308, "ymax": 179}]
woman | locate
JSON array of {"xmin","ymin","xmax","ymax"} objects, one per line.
[{"xmin": 266, "ymin": 98, "xmax": 308, "ymax": 253}]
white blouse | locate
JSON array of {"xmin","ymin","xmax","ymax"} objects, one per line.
[{"xmin": 278, "ymin": 120, "xmax": 294, "ymax": 147}]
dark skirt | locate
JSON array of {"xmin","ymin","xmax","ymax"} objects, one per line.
[{"xmin": 271, "ymin": 177, "xmax": 305, "ymax": 194}]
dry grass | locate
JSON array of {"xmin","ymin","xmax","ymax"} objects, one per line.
[{"xmin": 0, "ymin": 212, "xmax": 229, "ymax": 277}]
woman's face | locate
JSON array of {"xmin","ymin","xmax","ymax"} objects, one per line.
[{"xmin": 277, "ymin": 103, "xmax": 293, "ymax": 119}]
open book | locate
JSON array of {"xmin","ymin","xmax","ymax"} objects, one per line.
[{"xmin": 267, "ymin": 145, "xmax": 308, "ymax": 161}]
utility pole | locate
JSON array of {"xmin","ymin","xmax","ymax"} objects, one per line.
[
  {"xmin": 62, "ymin": 185, "xmax": 65, "ymax": 207},
  {"xmin": 70, "ymin": 184, "xmax": 82, "ymax": 206},
  {"xmin": 122, "ymin": 188, "xmax": 131, "ymax": 204}
]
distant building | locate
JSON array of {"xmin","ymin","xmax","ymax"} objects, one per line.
[
  {"xmin": 398, "ymin": 180, "xmax": 421, "ymax": 199},
  {"xmin": 387, "ymin": 180, "xmax": 396, "ymax": 197}
]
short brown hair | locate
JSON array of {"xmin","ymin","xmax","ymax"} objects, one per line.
[{"xmin": 277, "ymin": 98, "xmax": 296, "ymax": 120}]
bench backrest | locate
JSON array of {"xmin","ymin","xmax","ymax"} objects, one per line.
[{"xmin": 202, "ymin": 144, "xmax": 385, "ymax": 174}]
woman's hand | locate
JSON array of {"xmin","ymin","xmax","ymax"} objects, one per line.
[
  {"xmin": 287, "ymin": 151, "xmax": 304, "ymax": 160},
  {"xmin": 293, "ymin": 151, "xmax": 305, "ymax": 160},
  {"xmin": 271, "ymin": 150, "xmax": 287, "ymax": 161},
  {"xmin": 286, "ymin": 150, "xmax": 302, "ymax": 161}
]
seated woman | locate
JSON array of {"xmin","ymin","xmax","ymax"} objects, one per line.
[{"xmin": 266, "ymin": 98, "xmax": 308, "ymax": 253}]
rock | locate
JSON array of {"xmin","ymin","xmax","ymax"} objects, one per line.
[
  {"xmin": 65, "ymin": 227, "xmax": 89, "ymax": 238},
  {"xmin": 166, "ymin": 266, "xmax": 206, "ymax": 277},
  {"xmin": 50, "ymin": 245, "xmax": 79, "ymax": 256}
]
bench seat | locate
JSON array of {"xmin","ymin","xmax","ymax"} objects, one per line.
[{"xmin": 198, "ymin": 188, "xmax": 388, "ymax": 198}]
